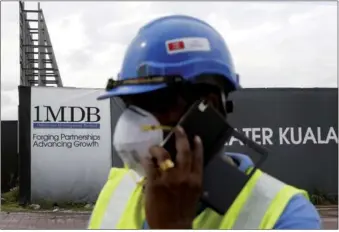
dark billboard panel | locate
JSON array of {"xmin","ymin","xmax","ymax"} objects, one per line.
[{"xmin": 226, "ymin": 88, "xmax": 338, "ymax": 195}]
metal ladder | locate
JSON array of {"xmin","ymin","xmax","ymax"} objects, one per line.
[{"xmin": 19, "ymin": 1, "xmax": 63, "ymax": 87}]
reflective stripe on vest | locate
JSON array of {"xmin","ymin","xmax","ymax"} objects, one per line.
[
  {"xmin": 100, "ymin": 172, "xmax": 137, "ymax": 229},
  {"xmin": 88, "ymin": 168, "xmax": 139, "ymax": 229},
  {"xmin": 89, "ymin": 168, "xmax": 307, "ymax": 229},
  {"xmin": 232, "ymin": 172, "xmax": 284, "ymax": 229}
]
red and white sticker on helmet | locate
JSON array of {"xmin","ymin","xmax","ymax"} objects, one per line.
[{"xmin": 166, "ymin": 37, "xmax": 211, "ymax": 54}]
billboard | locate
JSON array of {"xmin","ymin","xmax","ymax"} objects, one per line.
[
  {"xmin": 19, "ymin": 86, "xmax": 112, "ymax": 203},
  {"xmin": 18, "ymin": 87, "xmax": 337, "ymax": 203},
  {"xmin": 226, "ymin": 88, "xmax": 338, "ymax": 195}
]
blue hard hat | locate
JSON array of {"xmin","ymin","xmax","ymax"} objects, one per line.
[{"xmin": 98, "ymin": 15, "xmax": 240, "ymax": 100}]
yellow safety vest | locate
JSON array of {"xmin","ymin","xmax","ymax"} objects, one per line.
[{"xmin": 88, "ymin": 167, "xmax": 308, "ymax": 229}]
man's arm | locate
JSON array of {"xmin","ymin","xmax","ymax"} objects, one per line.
[{"xmin": 274, "ymin": 194, "xmax": 322, "ymax": 229}]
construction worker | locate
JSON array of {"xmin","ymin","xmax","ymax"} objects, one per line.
[{"xmin": 88, "ymin": 15, "xmax": 321, "ymax": 229}]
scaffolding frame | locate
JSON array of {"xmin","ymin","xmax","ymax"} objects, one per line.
[{"xmin": 19, "ymin": 1, "xmax": 63, "ymax": 87}]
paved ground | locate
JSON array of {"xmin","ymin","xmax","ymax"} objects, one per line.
[
  {"xmin": 0, "ymin": 206, "xmax": 337, "ymax": 229},
  {"xmin": 0, "ymin": 211, "xmax": 90, "ymax": 229},
  {"xmin": 317, "ymin": 206, "xmax": 338, "ymax": 230}
]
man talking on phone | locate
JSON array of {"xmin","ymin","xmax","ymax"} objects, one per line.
[{"xmin": 88, "ymin": 15, "xmax": 321, "ymax": 229}]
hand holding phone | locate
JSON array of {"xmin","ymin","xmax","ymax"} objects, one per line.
[
  {"xmin": 161, "ymin": 100, "xmax": 269, "ymax": 214},
  {"xmin": 144, "ymin": 126, "xmax": 204, "ymax": 229}
]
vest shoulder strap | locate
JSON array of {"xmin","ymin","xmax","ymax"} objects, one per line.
[
  {"xmin": 228, "ymin": 170, "xmax": 306, "ymax": 229},
  {"xmin": 231, "ymin": 171, "xmax": 285, "ymax": 229},
  {"xmin": 88, "ymin": 168, "xmax": 138, "ymax": 229}
]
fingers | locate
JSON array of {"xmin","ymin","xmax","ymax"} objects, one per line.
[
  {"xmin": 145, "ymin": 126, "xmax": 203, "ymax": 181},
  {"xmin": 191, "ymin": 136, "xmax": 203, "ymax": 175},
  {"xmin": 174, "ymin": 126, "xmax": 192, "ymax": 171},
  {"xmin": 140, "ymin": 156, "xmax": 159, "ymax": 180},
  {"xmin": 149, "ymin": 146, "xmax": 173, "ymax": 171}
]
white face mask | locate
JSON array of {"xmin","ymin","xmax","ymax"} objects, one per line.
[{"xmin": 113, "ymin": 105, "xmax": 165, "ymax": 178}]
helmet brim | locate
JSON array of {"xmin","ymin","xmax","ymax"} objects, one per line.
[{"xmin": 97, "ymin": 83, "xmax": 167, "ymax": 100}]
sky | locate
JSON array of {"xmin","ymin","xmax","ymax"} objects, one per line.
[{"xmin": 1, "ymin": 1, "xmax": 337, "ymax": 120}]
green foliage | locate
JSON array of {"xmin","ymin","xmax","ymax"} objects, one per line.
[
  {"xmin": 3, "ymin": 185, "xmax": 337, "ymax": 212},
  {"xmin": 2, "ymin": 186, "xmax": 19, "ymax": 202},
  {"xmin": 1, "ymin": 186, "xmax": 93, "ymax": 212},
  {"xmin": 310, "ymin": 189, "xmax": 338, "ymax": 205}
]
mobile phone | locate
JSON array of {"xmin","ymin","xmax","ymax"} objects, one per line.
[
  {"xmin": 161, "ymin": 100, "xmax": 234, "ymax": 166},
  {"xmin": 161, "ymin": 100, "xmax": 269, "ymax": 214}
]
